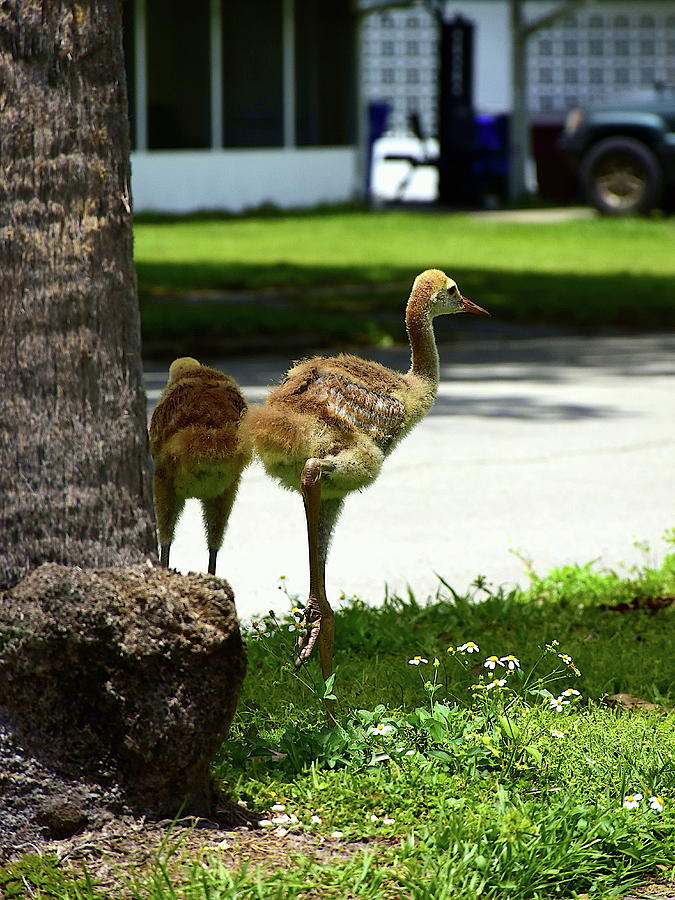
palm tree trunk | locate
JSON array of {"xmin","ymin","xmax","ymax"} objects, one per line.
[{"xmin": 0, "ymin": 0, "xmax": 156, "ymax": 588}]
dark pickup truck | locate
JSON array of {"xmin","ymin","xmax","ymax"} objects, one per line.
[{"xmin": 558, "ymin": 92, "xmax": 675, "ymax": 215}]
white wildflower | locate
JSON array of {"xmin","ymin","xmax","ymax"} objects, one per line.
[
  {"xmin": 483, "ymin": 656, "xmax": 502, "ymax": 670},
  {"xmin": 499, "ymin": 655, "xmax": 521, "ymax": 670},
  {"xmin": 623, "ymin": 792, "xmax": 643, "ymax": 809},
  {"xmin": 368, "ymin": 723, "xmax": 395, "ymax": 736}
]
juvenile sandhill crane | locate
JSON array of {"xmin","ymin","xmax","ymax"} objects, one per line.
[
  {"xmin": 149, "ymin": 357, "xmax": 251, "ymax": 575},
  {"xmin": 242, "ymin": 270, "xmax": 489, "ymax": 716}
]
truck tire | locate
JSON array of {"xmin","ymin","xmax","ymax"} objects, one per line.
[{"xmin": 580, "ymin": 136, "xmax": 663, "ymax": 216}]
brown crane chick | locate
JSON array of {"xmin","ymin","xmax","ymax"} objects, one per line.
[
  {"xmin": 149, "ymin": 357, "xmax": 251, "ymax": 575},
  {"xmin": 242, "ymin": 270, "xmax": 489, "ymax": 718}
]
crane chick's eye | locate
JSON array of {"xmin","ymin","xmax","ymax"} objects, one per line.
[{"xmin": 447, "ymin": 284, "xmax": 458, "ymax": 295}]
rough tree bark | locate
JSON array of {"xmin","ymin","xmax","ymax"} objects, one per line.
[{"xmin": 0, "ymin": 0, "xmax": 157, "ymax": 588}]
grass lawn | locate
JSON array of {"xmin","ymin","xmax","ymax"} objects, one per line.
[
  {"xmin": 135, "ymin": 209, "xmax": 675, "ymax": 350},
  {"xmin": 6, "ymin": 538, "xmax": 675, "ymax": 898}
]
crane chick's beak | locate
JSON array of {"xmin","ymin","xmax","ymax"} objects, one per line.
[{"xmin": 461, "ymin": 295, "xmax": 490, "ymax": 316}]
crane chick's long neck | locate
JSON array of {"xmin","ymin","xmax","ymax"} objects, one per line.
[{"xmin": 406, "ymin": 292, "xmax": 440, "ymax": 386}]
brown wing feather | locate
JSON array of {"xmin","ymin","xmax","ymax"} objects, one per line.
[
  {"xmin": 150, "ymin": 374, "xmax": 247, "ymax": 452},
  {"xmin": 304, "ymin": 372, "xmax": 405, "ymax": 439},
  {"xmin": 269, "ymin": 355, "xmax": 406, "ymax": 444}
]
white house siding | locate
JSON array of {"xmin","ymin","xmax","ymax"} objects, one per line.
[{"xmin": 130, "ymin": 148, "xmax": 359, "ymax": 214}]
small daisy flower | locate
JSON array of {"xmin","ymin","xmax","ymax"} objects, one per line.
[
  {"xmin": 271, "ymin": 803, "xmax": 286, "ymax": 812},
  {"xmin": 486, "ymin": 678, "xmax": 507, "ymax": 690},
  {"xmin": 368, "ymin": 723, "xmax": 395, "ymax": 736},
  {"xmin": 549, "ymin": 698, "xmax": 569, "ymax": 712},
  {"xmin": 311, "ymin": 814, "xmax": 322, "ymax": 824},
  {"xmin": 557, "ymin": 653, "xmax": 573, "ymax": 665},
  {"xmin": 288, "ymin": 622, "xmax": 304, "ymax": 633},
  {"xmin": 649, "ymin": 796, "xmax": 664, "ymax": 813},
  {"xmin": 370, "ymin": 814, "xmax": 379, "ymax": 822},
  {"xmin": 623, "ymin": 792, "xmax": 643, "ymax": 809},
  {"xmin": 291, "ymin": 606, "xmax": 304, "ymax": 619},
  {"xmin": 331, "ymin": 830, "xmax": 344, "ymax": 839},
  {"xmin": 408, "ymin": 656, "xmax": 429, "ymax": 666},
  {"xmin": 551, "ymin": 729, "xmax": 566, "ymax": 739},
  {"xmin": 560, "ymin": 688, "xmax": 581, "ymax": 698},
  {"xmin": 459, "ymin": 641, "xmax": 480, "ymax": 654},
  {"xmin": 484, "ymin": 655, "xmax": 503, "ymax": 670},
  {"xmin": 499, "ymin": 655, "xmax": 520, "ymax": 670},
  {"xmin": 382, "ymin": 817, "xmax": 395, "ymax": 825}
]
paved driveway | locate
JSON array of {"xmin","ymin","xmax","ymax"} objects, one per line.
[{"xmin": 144, "ymin": 329, "xmax": 675, "ymax": 622}]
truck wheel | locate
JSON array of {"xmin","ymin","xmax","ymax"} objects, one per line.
[{"xmin": 580, "ymin": 137, "xmax": 662, "ymax": 216}]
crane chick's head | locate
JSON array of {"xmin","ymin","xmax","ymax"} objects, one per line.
[
  {"xmin": 168, "ymin": 356, "xmax": 202, "ymax": 382},
  {"xmin": 413, "ymin": 269, "xmax": 490, "ymax": 317}
]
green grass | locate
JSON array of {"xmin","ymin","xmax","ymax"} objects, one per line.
[
  {"xmin": 135, "ymin": 210, "xmax": 675, "ymax": 349},
  {"xmin": 8, "ymin": 537, "xmax": 675, "ymax": 898}
]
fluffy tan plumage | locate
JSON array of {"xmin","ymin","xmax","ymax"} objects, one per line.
[
  {"xmin": 149, "ymin": 357, "xmax": 251, "ymax": 574},
  {"xmin": 242, "ymin": 270, "xmax": 489, "ymax": 720}
]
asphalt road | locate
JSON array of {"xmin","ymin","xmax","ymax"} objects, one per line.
[{"xmin": 144, "ymin": 329, "xmax": 675, "ymax": 623}]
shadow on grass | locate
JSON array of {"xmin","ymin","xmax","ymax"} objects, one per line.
[{"xmin": 138, "ymin": 263, "xmax": 675, "ymax": 338}]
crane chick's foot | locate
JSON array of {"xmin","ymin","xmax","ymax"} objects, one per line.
[
  {"xmin": 295, "ymin": 597, "xmax": 322, "ymax": 668},
  {"xmin": 160, "ymin": 544, "xmax": 171, "ymax": 568}
]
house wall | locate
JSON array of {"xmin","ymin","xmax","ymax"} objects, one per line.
[
  {"xmin": 363, "ymin": 1, "xmax": 675, "ymax": 130},
  {"xmin": 130, "ymin": 147, "xmax": 359, "ymax": 213}
]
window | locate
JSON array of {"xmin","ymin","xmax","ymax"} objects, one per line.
[
  {"xmin": 295, "ymin": 0, "xmax": 355, "ymax": 146},
  {"xmin": 589, "ymin": 68, "xmax": 604, "ymax": 85},
  {"xmin": 589, "ymin": 39, "xmax": 603, "ymax": 56},
  {"xmin": 382, "ymin": 40, "xmax": 395, "ymax": 56},
  {"xmin": 563, "ymin": 40, "xmax": 578, "ymax": 56},
  {"xmin": 564, "ymin": 68, "xmax": 578, "ymax": 84},
  {"xmin": 221, "ymin": 0, "xmax": 283, "ymax": 147},
  {"xmin": 615, "ymin": 39, "xmax": 629, "ymax": 56},
  {"xmin": 538, "ymin": 39, "xmax": 552, "ymax": 56},
  {"xmin": 146, "ymin": 0, "xmax": 211, "ymax": 149},
  {"xmin": 538, "ymin": 68, "xmax": 553, "ymax": 84}
]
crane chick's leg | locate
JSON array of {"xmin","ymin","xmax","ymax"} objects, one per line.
[
  {"xmin": 201, "ymin": 481, "xmax": 240, "ymax": 575},
  {"xmin": 296, "ymin": 459, "xmax": 343, "ymax": 723},
  {"xmin": 153, "ymin": 471, "xmax": 184, "ymax": 569}
]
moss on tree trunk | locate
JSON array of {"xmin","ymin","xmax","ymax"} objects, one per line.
[{"xmin": 0, "ymin": 0, "xmax": 157, "ymax": 587}]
